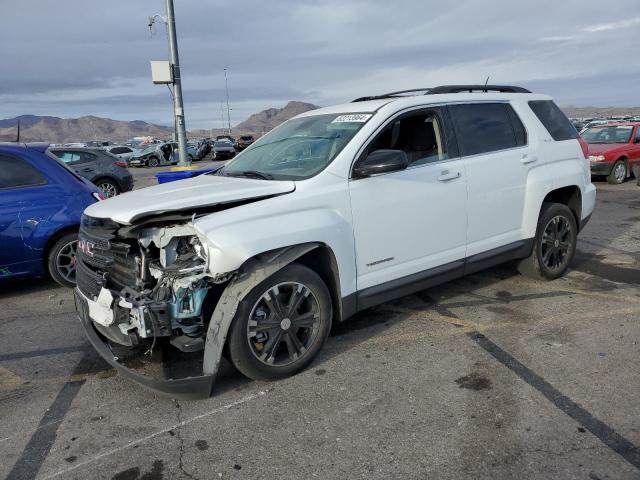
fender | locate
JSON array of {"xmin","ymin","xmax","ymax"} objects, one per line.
[{"xmin": 202, "ymin": 243, "xmax": 320, "ymax": 381}]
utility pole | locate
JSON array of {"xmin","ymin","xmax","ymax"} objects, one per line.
[
  {"xmin": 165, "ymin": 0, "xmax": 189, "ymax": 165},
  {"xmin": 224, "ymin": 68, "xmax": 231, "ymax": 135},
  {"xmin": 149, "ymin": 0, "xmax": 189, "ymax": 165}
]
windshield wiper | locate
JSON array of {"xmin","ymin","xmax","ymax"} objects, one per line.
[{"xmin": 225, "ymin": 170, "xmax": 274, "ymax": 180}]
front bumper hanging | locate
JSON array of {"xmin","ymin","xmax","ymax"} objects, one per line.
[{"xmin": 74, "ymin": 288, "xmax": 215, "ymax": 399}]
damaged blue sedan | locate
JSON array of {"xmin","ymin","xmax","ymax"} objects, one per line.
[{"xmin": 0, "ymin": 142, "xmax": 103, "ymax": 287}]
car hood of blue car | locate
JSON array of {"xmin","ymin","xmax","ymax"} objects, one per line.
[{"xmin": 83, "ymin": 173, "xmax": 295, "ymax": 225}]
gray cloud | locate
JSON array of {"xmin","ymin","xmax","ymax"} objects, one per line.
[{"xmin": 1, "ymin": 0, "xmax": 638, "ymax": 128}]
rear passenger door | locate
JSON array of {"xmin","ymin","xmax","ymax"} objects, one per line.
[
  {"xmin": 0, "ymin": 153, "xmax": 54, "ymax": 277},
  {"xmin": 54, "ymin": 150, "xmax": 98, "ymax": 180},
  {"xmin": 448, "ymin": 102, "xmax": 531, "ymax": 256}
]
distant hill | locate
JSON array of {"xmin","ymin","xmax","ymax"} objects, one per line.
[
  {"xmin": 233, "ymin": 101, "xmax": 319, "ymax": 135},
  {"xmin": 0, "ymin": 101, "xmax": 320, "ymax": 144},
  {"xmin": 0, "ymin": 116, "xmax": 173, "ymax": 144}
]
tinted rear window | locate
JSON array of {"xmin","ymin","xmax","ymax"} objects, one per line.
[
  {"xmin": 528, "ymin": 100, "xmax": 578, "ymax": 141},
  {"xmin": 0, "ymin": 153, "xmax": 48, "ymax": 189},
  {"xmin": 449, "ymin": 103, "xmax": 525, "ymax": 156}
]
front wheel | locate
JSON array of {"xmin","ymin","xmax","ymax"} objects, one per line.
[
  {"xmin": 226, "ymin": 263, "xmax": 332, "ymax": 381},
  {"xmin": 47, "ymin": 233, "xmax": 78, "ymax": 288},
  {"xmin": 518, "ymin": 203, "xmax": 577, "ymax": 280},
  {"xmin": 607, "ymin": 160, "xmax": 626, "ymax": 184},
  {"xmin": 148, "ymin": 156, "xmax": 160, "ymax": 168}
]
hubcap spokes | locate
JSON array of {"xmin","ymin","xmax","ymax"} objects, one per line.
[
  {"xmin": 615, "ymin": 164, "xmax": 625, "ymax": 182},
  {"xmin": 247, "ymin": 283, "xmax": 321, "ymax": 366},
  {"xmin": 100, "ymin": 183, "xmax": 116, "ymax": 198},
  {"xmin": 56, "ymin": 240, "xmax": 78, "ymax": 282},
  {"xmin": 541, "ymin": 216, "xmax": 572, "ymax": 270}
]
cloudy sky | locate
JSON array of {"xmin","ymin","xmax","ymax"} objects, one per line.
[{"xmin": 1, "ymin": 1, "xmax": 638, "ymax": 128}]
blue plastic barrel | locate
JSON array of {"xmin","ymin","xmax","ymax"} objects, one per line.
[{"xmin": 155, "ymin": 168, "xmax": 219, "ymax": 184}]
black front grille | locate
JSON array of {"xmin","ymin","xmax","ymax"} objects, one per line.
[{"xmin": 76, "ymin": 214, "xmax": 140, "ymax": 299}]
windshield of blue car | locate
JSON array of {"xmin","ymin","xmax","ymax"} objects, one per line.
[
  {"xmin": 581, "ymin": 125, "xmax": 633, "ymax": 144},
  {"xmin": 218, "ymin": 113, "xmax": 372, "ymax": 180}
]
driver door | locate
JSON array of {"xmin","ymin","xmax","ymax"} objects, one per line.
[{"xmin": 348, "ymin": 107, "xmax": 468, "ymax": 302}]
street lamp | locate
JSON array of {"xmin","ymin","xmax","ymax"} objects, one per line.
[{"xmin": 224, "ymin": 68, "xmax": 231, "ymax": 135}]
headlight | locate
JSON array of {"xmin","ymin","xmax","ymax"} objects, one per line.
[{"xmin": 589, "ymin": 155, "xmax": 606, "ymax": 162}]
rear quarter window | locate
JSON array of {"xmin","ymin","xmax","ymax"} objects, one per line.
[
  {"xmin": 528, "ymin": 100, "xmax": 578, "ymax": 141},
  {"xmin": 0, "ymin": 153, "xmax": 48, "ymax": 189}
]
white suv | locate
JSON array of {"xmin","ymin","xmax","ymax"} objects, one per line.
[{"xmin": 74, "ymin": 85, "xmax": 596, "ymax": 398}]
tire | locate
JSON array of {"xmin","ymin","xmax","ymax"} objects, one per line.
[
  {"xmin": 632, "ymin": 164, "xmax": 640, "ymax": 186},
  {"xmin": 188, "ymin": 154, "xmax": 194, "ymax": 161},
  {"xmin": 148, "ymin": 156, "xmax": 160, "ymax": 168},
  {"xmin": 226, "ymin": 263, "xmax": 332, "ymax": 381},
  {"xmin": 517, "ymin": 203, "xmax": 578, "ymax": 280},
  {"xmin": 607, "ymin": 159, "xmax": 626, "ymax": 184},
  {"xmin": 47, "ymin": 232, "xmax": 78, "ymax": 288},
  {"xmin": 95, "ymin": 178, "xmax": 120, "ymax": 198}
]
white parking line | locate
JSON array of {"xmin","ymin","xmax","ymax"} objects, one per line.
[{"xmin": 40, "ymin": 389, "xmax": 269, "ymax": 479}]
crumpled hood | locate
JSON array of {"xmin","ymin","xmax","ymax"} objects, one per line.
[
  {"xmin": 84, "ymin": 174, "xmax": 295, "ymax": 225},
  {"xmin": 587, "ymin": 143, "xmax": 628, "ymax": 156}
]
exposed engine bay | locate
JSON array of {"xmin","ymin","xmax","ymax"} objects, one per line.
[{"xmin": 76, "ymin": 214, "xmax": 234, "ymax": 354}]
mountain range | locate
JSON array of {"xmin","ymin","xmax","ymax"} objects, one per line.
[
  {"xmin": 0, "ymin": 101, "xmax": 319, "ymax": 144},
  {"xmin": 2, "ymin": 102, "xmax": 639, "ymax": 144}
]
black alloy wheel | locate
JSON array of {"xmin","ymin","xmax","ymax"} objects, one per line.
[{"xmin": 227, "ymin": 263, "xmax": 332, "ymax": 381}]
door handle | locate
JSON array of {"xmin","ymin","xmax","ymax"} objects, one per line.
[
  {"xmin": 521, "ymin": 154, "xmax": 538, "ymax": 164},
  {"xmin": 437, "ymin": 170, "xmax": 461, "ymax": 181}
]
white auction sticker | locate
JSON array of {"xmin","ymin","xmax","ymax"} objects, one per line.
[{"xmin": 331, "ymin": 114, "xmax": 372, "ymax": 123}]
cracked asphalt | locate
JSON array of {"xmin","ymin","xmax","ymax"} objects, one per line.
[{"xmin": 0, "ymin": 180, "xmax": 639, "ymax": 480}]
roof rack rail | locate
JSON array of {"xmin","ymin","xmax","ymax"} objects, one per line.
[
  {"xmin": 426, "ymin": 85, "xmax": 531, "ymax": 94},
  {"xmin": 352, "ymin": 88, "xmax": 432, "ymax": 102},
  {"xmin": 351, "ymin": 84, "xmax": 531, "ymax": 102}
]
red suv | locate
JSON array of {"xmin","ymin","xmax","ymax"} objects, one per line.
[{"xmin": 582, "ymin": 122, "xmax": 640, "ymax": 184}]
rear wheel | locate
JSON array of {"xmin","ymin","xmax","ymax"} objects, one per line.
[
  {"xmin": 47, "ymin": 233, "xmax": 78, "ymax": 288},
  {"xmin": 517, "ymin": 203, "xmax": 577, "ymax": 280},
  {"xmin": 227, "ymin": 263, "xmax": 332, "ymax": 381},
  {"xmin": 148, "ymin": 156, "xmax": 160, "ymax": 168},
  {"xmin": 95, "ymin": 178, "xmax": 120, "ymax": 198},
  {"xmin": 607, "ymin": 160, "xmax": 626, "ymax": 184}
]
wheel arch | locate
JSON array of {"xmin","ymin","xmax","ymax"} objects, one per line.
[
  {"xmin": 201, "ymin": 242, "xmax": 342, "ymax": 382},
  {"xmin": 541, "ymin": 185, "xmax": 582, "ymax": 230},
  {"xmin": 42, "ymin": 224, "xmax": 79, "ymax": 272}
]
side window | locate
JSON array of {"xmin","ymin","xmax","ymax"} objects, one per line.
[
  {"xmin": 364, "ymin": 108, "xmax": 453, "ymax": 168},
  {"xmin": 78, "ymin": 152, "xmax": 97, "ymax": 163},
  {"xmin": 0, "ymin": 154, "xmax": 48, "ymax": 189},
  {"xmin": 528, "ymin": 100, "xmax": 578, "ymax": 141},
  {"xmin": 635, "ymin": 128, "xmax": 640, "ymax": 144},
  {"xmin": 449, "ymin": 103, "xmax": 522, "ymax": 156},
  {"xmin": 55, "ymin": 152, "xmax": 82, "ymax": 164}
]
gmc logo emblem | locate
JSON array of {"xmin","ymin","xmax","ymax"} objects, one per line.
[{"xmin": 77, "ymin": 239, "xmax": 95, "ymax": 257}]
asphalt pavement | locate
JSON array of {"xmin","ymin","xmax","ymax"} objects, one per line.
[{"xmin": 0, "ymin": 179, "xmax": 639, "ymax": 480}]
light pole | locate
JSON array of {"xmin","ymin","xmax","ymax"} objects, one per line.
[
  {"xmin": 148, "ymin": 0, "xmax": 189, "ymax": 166},
  {"xmin": 224, "ymin": 68, "xmax": 231, "ymax": 135}
]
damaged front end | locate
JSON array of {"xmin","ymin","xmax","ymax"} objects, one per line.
[{"xmin": 74, "ymin": 214, "xmax": 235, "ymax": 399}]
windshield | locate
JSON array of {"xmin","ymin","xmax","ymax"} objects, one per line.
[
  {"xmin": 581, "ymin": 126, "xmax": 633, "ymax": 144},
  {"xmin": 214, "ymin": 141, "xmax": 233, "ymax": 147},
  {"xmin": 219, "ymin": 113, "xmax": 372, "ymax": 180},
  {"xmin": 137, "ymin": 144, "xmax": 158, "ymax": 155}
]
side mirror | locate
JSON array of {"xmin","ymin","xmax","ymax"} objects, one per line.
[{"xmin": 353, "ymin": 149, "xmax": 409, "ymax": 178}]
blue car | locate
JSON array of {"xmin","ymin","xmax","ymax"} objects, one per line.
[{"xmin": 0, "ymin": 143, "xmax": 102, "ymax": 287}]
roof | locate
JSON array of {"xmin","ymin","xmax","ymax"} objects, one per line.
[
  {"xmin": 297, "ymin": 91, "xmax": 551, "ymax": 118},
  {"xmin": 0, "ymin": 142, "xmax": 50, "ymax": 153}
]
